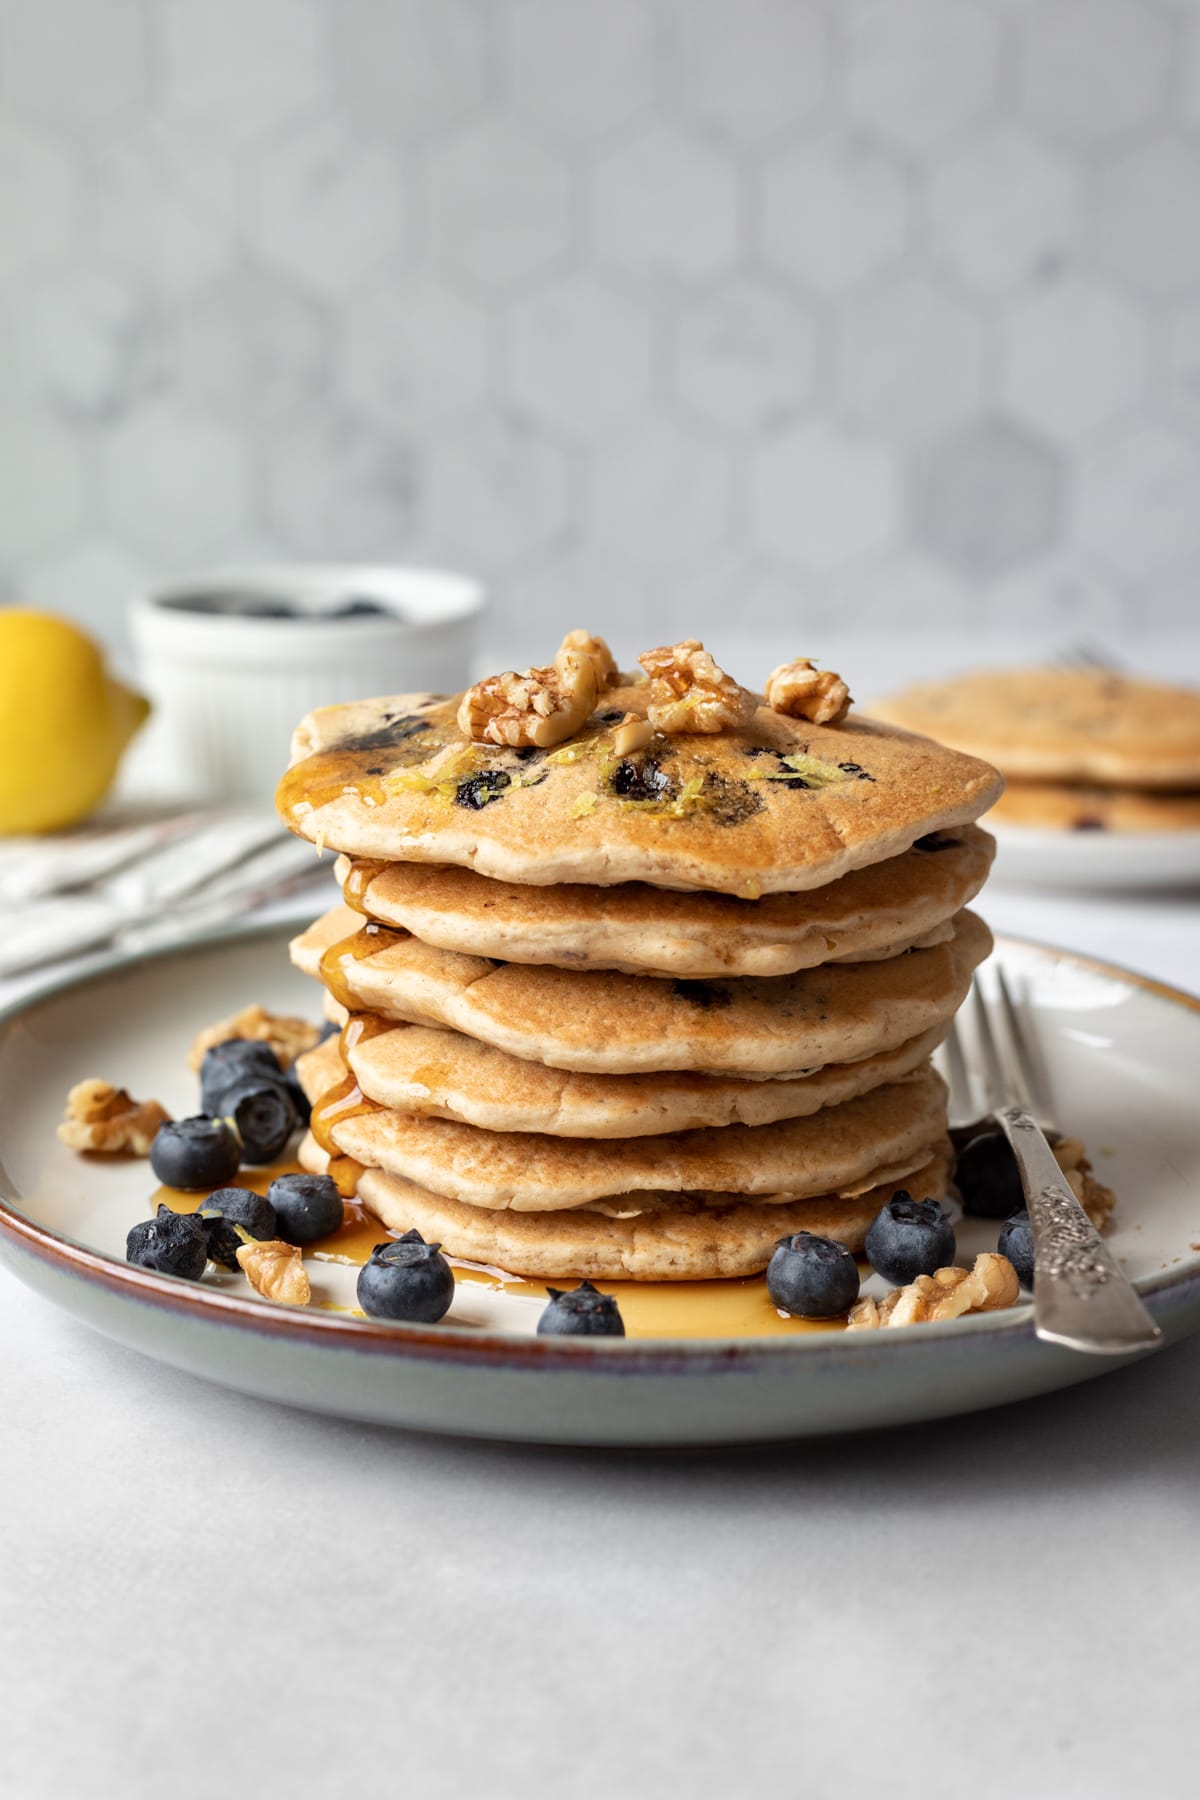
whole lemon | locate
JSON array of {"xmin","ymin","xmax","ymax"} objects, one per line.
[{"xmin": 0, "ymin": 609, "xmax": 151, "ymax": 835}]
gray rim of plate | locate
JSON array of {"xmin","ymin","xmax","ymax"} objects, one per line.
[{"xmin": 2, "ymin": 918, "xmax": 1198, "ymax": 1376}]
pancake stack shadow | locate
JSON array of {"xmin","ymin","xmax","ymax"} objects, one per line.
[{"xmin": 283, "ymin": 661, "xmax": 1002, "ymax": 1286}]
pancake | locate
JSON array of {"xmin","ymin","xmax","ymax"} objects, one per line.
[
  {"xmin": 332, "ymin": 824, "xmax": 994, "ymax": 978},
  {"xmin": 300, "ymin": 1132, "xmax": 953, "ymax": 1279},
  {"xmin": 990, "ymin": 780, "xmax": 1200, "ymax": 833},
  {"xmin": 872, "ymin": 667, "xmax": 1200, "ymax": 789},
  {"xmin": 312, "ymin": 1015, "xmax": 950, "ymax": 1136},
  {"xmin": 278, "ymin": 683, "xmax": 1003, "ymax": 895},
  {"xmin": 290, "ymin": 904, "xmax": 992, "ymax": 1077},
  {"xmin": 296, "ymin": 1046, "xmax": 947, "ymax": 1210}
]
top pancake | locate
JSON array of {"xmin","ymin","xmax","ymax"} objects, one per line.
[
  {"xmin": 278, "ymin": 684, "xmax": 1003, "ymax": 895},
  {"xmin": 872, "ymin": 668, "xmax": 1200, "ymax": 790},
  {"xmin": 333, "ymin": 824, "xmax": 994, "ymax": 979}
]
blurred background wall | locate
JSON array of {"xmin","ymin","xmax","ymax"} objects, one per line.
[{"xmin": 2, "ymin": 0, "xmax": 1199, "ymax": 666}]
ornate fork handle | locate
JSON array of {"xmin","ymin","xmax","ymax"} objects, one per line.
[{"xmin": 993, "ymin": 1104, "xmax": 1161, "ymax": 1355}]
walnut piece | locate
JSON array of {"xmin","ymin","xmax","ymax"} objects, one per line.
[
  {"xmin": 560, "ymin": 628, "xmax": 620, "ymax": 691},
  {"xmin": 188, "ymin": 1004, "xmax": 322, "ymax": 1073},
  {"xmin": 458, "ymin": 640, "xmax": 598, "ymax": 749},
  {"xmin": 764, "ymin": 658, "xmax": 852, "ymax": 726},
  {"xmin": 1052, "ymin": 1136, "xmax": 1116, "ymax": 1232},
  {"xmin": 56, "ymin": 1079, "xmax": 171, "ymax": 1156},
  {"xmin": 237, "ymin": 1238, "xmax": 311, "ymax": 1306},
  {"xmin": 847, "ymin": 1253, "xmax": 1020, "ymax": 1331},
  {"xmin": 637, "ymin": 639, "xmax": 757, "ymax": 735},
  {"xmin": 612, "ymin": 712, "xmax": 654, "ymax": 756}
]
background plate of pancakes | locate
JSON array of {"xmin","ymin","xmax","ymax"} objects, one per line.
[{"xmin": 873, "ymin": 667, "xmax": 1200, "ymax": 891}]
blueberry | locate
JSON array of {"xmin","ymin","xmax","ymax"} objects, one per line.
[
  {"xmin": 126, "ymin": 1206, "xmax": 208, "ymax": 1280},
  {"xmin": 199, "ymin": 1039, "xmax": 283, "ymax": 1115},
  {"xmin": 267, "ymin": 1172, "xmax": 344, "ymax": 1244},
  {"xmin": 766, "ymin": 1233, "xmax": 859, "ymax": 1319},
  {"xmin": 216, "ymin": 1077, "xmax": 297, "ymax": 1164},
  {"xmin": 999, "ymin": 1210, "xmax": 1035, "ymax": 1290},
  {"xmin": 198, "ymin": 1186, "xmax": 277, "ymax": 1269},
  {"xmin": 537, "ymin": 1280, "xmax": 625, "ymax": 1337},
  {"xmin": 149, "ymin": 1116, "xmax": 241, "ymax": 1191},
  {"xmin": 356, "ymin": 1230, "xmax": 454, "ymax": 1323},
  {"xmin": 864, "ymin": 1191, "xmax": 956, "ymax": 1285},
  {"xmin": 454, "ymin": 770, "xmax": 511, "ymax": 810},
  {"xmin": 956, "ymin": 1129, "xmax": 1023, "ymax": 1219}
]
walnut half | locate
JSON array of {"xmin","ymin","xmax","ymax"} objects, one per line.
[
  {"xmin": 56, "ymin": 1080, "xmax": 171, "ymax": 1156},
  {"xmin": 846, "ymin": 1253, "xmax": 1019, "ymax": 1330},
  {"xmin": 764, "ymin": 658, "xmax": 851, "ymax": 726},
  {"xmin": 458, "ymin": 639, "xmax": 598, "ymax": 749},
  {"xmin": 637, "ymin": 639, "xmax": 757, "ymax": 735},
  {"xmin": 237, "ymin": 1238, "xmax": 311, "ymax": 1306},
  {"xmin": 560, "ymin": 628, "xmax": 620, "ymax": 691},
  {"xmin": 189, "ymin": 1004, "xmax": 322, "ymax": 1074}
]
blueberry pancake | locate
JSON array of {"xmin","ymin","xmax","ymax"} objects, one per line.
[
  {"xmin": 872, "ymin": 667, "xmax": 1200, "ymax": 790},
  {"xmin": 331, "ymin": 824, "xmax": 994, "ymax": 978},
  {"xmin": 307, "ymin": 1013, "xmax": 949, "ymax": 1137},
  {"xmin": 291, "ymin": 904, "xmax": 992, "ymax": 1077},
  {"xmin": 299, "ymin": 1132, "xmax": 953, "ymax": 1280},
  {"xmin": 278, "ymin": 684, "xmax": 1002, "ymax": 896},
  {"xmin": 991, "ymin": 780, "xmax": 1200, "ymax": 833}
]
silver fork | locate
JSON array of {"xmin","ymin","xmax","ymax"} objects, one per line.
[{"xmin": 944, "ymin": 970, "xmax": 1161, "ymax": 1356}]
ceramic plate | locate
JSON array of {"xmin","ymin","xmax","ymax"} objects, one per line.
[
  {"xmin": 989, "ymin": 820, "xmax": 1200, "ymax": 890},
  {"xmin": 2, "ymin": 924, "xmax": 1199, "ymax": 1448}
]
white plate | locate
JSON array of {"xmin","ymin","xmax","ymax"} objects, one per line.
[
  {"xmin": 990, "ymin": 820, "xmax": 1200, "ymax": 890},
  {"xmin": 1, "ymin": 925, "xmax": 1199, "ymax": 1447}
]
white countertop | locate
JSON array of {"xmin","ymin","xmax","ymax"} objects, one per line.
[{"xmin": 3, "ymin": 806, "xmax": 1199, "ymax": 1796}]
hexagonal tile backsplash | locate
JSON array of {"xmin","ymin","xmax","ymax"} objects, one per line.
[{"xmin": 1, "ymin": 0, "xmax": 1197, "ymax": 653}]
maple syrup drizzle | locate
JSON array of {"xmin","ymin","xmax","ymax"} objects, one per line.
[
  {"xmin": 309, "ymin": 1070, "xmax": 382, "ymax": 1198},
  {"xmin": 273, "ymin": 702, "xmax": 460, "ymax": 825},
  {"xmin": 317, "ymin": 920, "xmax": 407, "ymax": 1014},
  {"xmin": 342, "ymin": 858, "xmax": 388, "ymax": 916}
]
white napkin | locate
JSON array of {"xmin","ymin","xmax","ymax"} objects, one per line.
[{"xmin": 0, "ymin": 808, "xmax": 326, "ymax": 979}]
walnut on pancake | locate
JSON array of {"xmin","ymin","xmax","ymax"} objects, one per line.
[
  {"xmin": 764, "ymin": 658, "xmax": 852, "ymax": 726},
  {"xmin": 638, "ymin": 640, "xmax": 757, "ymax": 734}
]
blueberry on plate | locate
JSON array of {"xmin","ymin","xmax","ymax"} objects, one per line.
[
  {"xmin": 356, "ymin": 1231, "xmax": 454, "ymax": 1323},
  {"xmin": 267, "ymin": 1172, "xmax": 343, "ymax": 1244},
  {"xmin": 864, "ymin": 1191, "xmax": 956, "ymax": 1285},
  {"xmin": 537, "ymin": 1280, "xmax": 625, "ymax": 1337},
  {"xmin": 766, "ymin": 1232, "xmax": 859, "ymax": 1319},
  {"xmin": 126, "ymin": 1206, "xmax": 208, "ymax": 1280},
  {"xmin": 217, "ymin": 1077, "xmax": 297, "ymax": 1164},
  {"xmin": 198, "ymin": 1186, "xmax": 277, "ymax": 1269},
  {"xmin": 955, "ymin": 1129, "xmax": 1024, "ymax": 1219},
  {"xmin": 149, "ymin": 1116, "xmax": 241, "ymax": 1190},
  {"xmin": 998, "ymin": 1210, "xmax": 1035, "ymax": 1290},
  {"xmin": 199, "ymin": 1039, "xmax": 284, "ymax": 1116}
]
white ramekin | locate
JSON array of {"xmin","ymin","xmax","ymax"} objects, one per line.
[{"xmin": 130, "ymin": 564, "xmax": 486, "ymax": 805}]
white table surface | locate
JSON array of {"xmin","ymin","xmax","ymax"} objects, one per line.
[{"xmin": 4, "ymin": 682, "xmax": 1200, "ymax": 1796}]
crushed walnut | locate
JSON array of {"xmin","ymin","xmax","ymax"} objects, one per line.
[
  {"xmin": 1052, "ymin": 1136, "xmax": 1116, "ymax": 1232},
  {"xmin": 236, "ymin": 1238, "xmax": 311, "ymax": 1306},
  {"xmin": 612, "ymin": 712, "xmax": 654, "ymax": 756},
  {"xmin": 637, "ymin": 640, "xmax": 757, "ymax": 735},
  {"xmin": 56, "ymin": 1079, "xmax": 171, "ymax": 1156},
  {"xmin": 188, "ymin": 1004, "xmax": 321, "ymax": 1074},
  {"xmin": 847, "ymin": 1253, "xmax": 1020, "ymax": 1331},
  {"xmin": 560, "ymin": 628, "xmax": 620, "ymax": 691},
  {"xmin": 458, "ymin": 639, "xmax": 598, "ymax": 749},
  {"xmin": 764, "ymin": 658, "xmax": 852, "ymax": 726}
]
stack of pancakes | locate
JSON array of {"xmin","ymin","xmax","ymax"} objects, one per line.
[
  {"xmin": 281, "ymin": 653, "xmax": 1002, "ymax": 1283},
  {"xmin": 874, "ymin": 667, "xmax": 1200, "ymax": 834}
]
